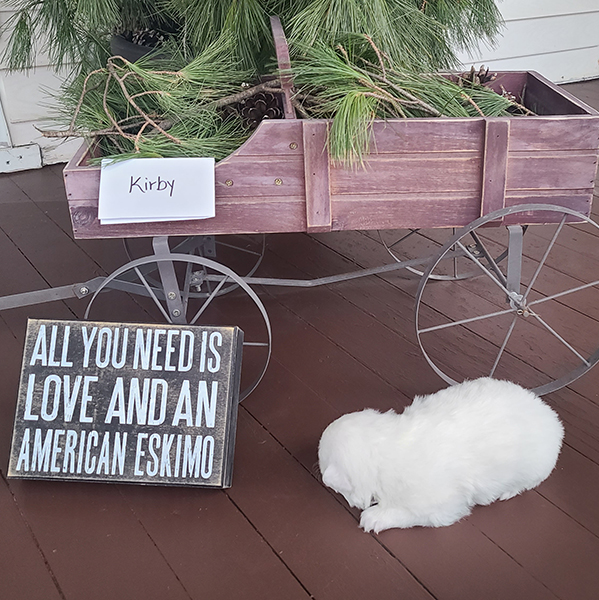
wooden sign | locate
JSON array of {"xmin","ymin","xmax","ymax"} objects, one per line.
[{"xmin": 8, "ymin": 319, "xmax": 243, "ymax": 488}]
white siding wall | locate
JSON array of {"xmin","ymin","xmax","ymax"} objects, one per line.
[
  {"xmin": 457, "ymin": 0, "xmax": 599, "ymax": 83},
  {"xmin": 0, "ymin": 6, "xmax": 81, "ymax": 170}
]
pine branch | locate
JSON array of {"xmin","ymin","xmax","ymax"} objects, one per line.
[{"xmin": 106, "ymin": 57, "xmax": 182, "ymax": 144}]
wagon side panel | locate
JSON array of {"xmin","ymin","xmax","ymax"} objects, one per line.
[
  {"xmin": 65, "ymin": 120, "xmax": 309, "ymax": 239},
  {"xmin": 504, "ymin": 116, "xmax": 599, "ymax": 224},
  {"xmin": 328, "ymin": 119, "xmax": 486, "ymax": 231}
]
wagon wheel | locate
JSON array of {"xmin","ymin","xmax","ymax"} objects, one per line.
[
  {"xmin": 378, "ymin": 227, "xmax": 513, "ymax": 280},
  {"xmin": 414, "ymin": 204, "xmax": 599, "ymax": 395},
  {"xmin": 84, "ymin": 252, "xmax": 271, "ymax": 401},
  {"xmin": 122, "ymin": 234, "xmax": 266, "ymax": 297}
]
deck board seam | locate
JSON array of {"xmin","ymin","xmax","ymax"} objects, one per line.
[
  {"xmin": 1, "ymin": 472, "xmax": 68, "ymax": 600},
  {"xmin": 236, "ymin": 405, "xmax": 438, "ymax": 600},
  {"xmin": 116, "ymin": 486, "xmax": 196, "ymax": 600},
  {"xmin": 474, "ymin": 522, "xmax": 562, "ymax": 600}
]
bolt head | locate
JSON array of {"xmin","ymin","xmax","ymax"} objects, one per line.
[
  {"xmin": 172, "ymin": 309, "xmax": 181, "ymax": 317},
  {"xmin": 167, "ymin": 291, "xmax": 177, "ymax": 300}
]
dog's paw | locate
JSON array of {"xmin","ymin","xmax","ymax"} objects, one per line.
[{"xmin": 360, "ymin": 505, "xmax": 416, "ymax": 533}]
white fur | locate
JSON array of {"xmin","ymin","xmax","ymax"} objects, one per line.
[{"xmin": 318, "ymin": 377, "xmax": 564, "ymax": 533}]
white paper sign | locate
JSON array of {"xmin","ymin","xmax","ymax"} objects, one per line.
[{"xmin": 98, "ymin": 157, "xmax": 215, "ymax": 224}]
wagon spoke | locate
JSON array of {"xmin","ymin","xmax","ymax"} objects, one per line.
[
  {"xmin": 467, "ymin": 231, "xmax": 508, "ymax": 287},
  {"xmin": 528, "ymin": 279, "xmax": 599, "ymax": 307},
  {"xmin": 489, "ymin": 315, "xmax": 519, "ymax": 377},
  {"xmin": 457, "ymin": 240, "xmax": 511, "ymax": 296},
  {"xmin": 415, "ymin": 204, "xmax": 599, "ymax": 395},
  {"xmin": 530, "ymin": 310, "xmax": 591, "ymax": 366},
  {"xmin": 217, "ymin": 241, "xmax": 263, "ymax": 257},
  {"xmin": 523, "ymin": 215, "xmax": 567, "ymax": 301},
  {"xmin": 418, "ymin": 305, "xmax": 517, "ymax": 334},
  {"xmin": 189, "ymin": 275, "xmax": 230, "ymax": 325},
  {"xmin": 133, "ymin": 266, "xmax": 172, "ymax": 322},
  {"xmin": 181, "ymin": 261, "xmax": 195, "ymax": 313}
]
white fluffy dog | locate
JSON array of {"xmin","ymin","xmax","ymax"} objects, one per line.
[{"xmin": 318, "ymin": 377, "xmax": 564, "ymax": 533}]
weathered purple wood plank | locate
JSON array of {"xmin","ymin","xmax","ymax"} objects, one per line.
[
  {"xmin": 481, "ymin": 118, "xmax": 510, "ymax": 216},
  {"xmin": 270, "ymin": 16, "xmax": 296, "ymax": 120},
  {"xmin": 368, "ymin": 119, "xmax": 484, "ymax": 153},
  {"xmin": 68, "ymin": 199, "xmax": 307, "ymax": 239},
  {"xmin": 507, "ymin": 154, "xmax": 599, "ymax": 190},
  {"xmin": 508, "ymin": 118, "xmax": 599, "ymax": 151},
  {"xmin": 62, "ymin": 71, "xmax": 599, "ymax": 239},
  {"xmin": 64, "ymin": 151, "xmax": 306, "ymax": 202},
  {"xmin": 486, "ymin": 72, "xmax": 529, "ymax": 99},
  {"xmin": 331, "ymin": 196, "xmax": 481, "ymax": 231},
  {"xmin": 525, "ymin": 71, "xmax": 599, "ymax": 116},
  {"xmin": 331, "ymin": 154, "xmax": 483, "ymax": 195},
  {"xmin": 215, "ymin": 156, "xmax": 305, "ymax": 198},
  {"xmin": 232, "ymin": 120, "xmax": 304, "ymax": 156},
  {"xmin": 303, "ymin": 121, "xmax": 331, "ymax": 233},
  {"xmin": 505, "ymin": 193, "xmax": 592, "ymax": 220},
  {"xmin": 63, "ymin": 167, "xmax": 101, "ymax": 201}
]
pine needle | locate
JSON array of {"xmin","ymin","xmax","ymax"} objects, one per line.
[{"xmin": 293, "ymin": 39, "xmax": 524, "ymax": 163}]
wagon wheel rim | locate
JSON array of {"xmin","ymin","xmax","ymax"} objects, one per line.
[
  {"xmin": 378, "ymin": 228, "xmax": 511, "ymax": 280},
  {"xmin": 122, "ymin": 234, "xmax": 266, "ymax": 298},
  {"xmin": 84, "ymin": 253, "xmax": 271, "ymax": 402},
  {"xmin": 414, "ymin": 203, "xmax": 599, "ymax": 395}
]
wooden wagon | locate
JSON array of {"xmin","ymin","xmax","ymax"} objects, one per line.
[
  {"xmin": 65, "ymin": 70, "xmax": 599, "ymax": 240},
  {"xmin": 2, "ymin": 48, "xmax": 599, "ymax": 399}
]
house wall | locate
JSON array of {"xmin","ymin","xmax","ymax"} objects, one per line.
[
  {"xmin": 0, "ymin": 5, "xmax": 81, "ymax": 171},
  {"xmin": 457, "ymin": 0, "xmax": 599, "ymax": 83}
]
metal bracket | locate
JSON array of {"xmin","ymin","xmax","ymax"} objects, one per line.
[
  {"xmin": 152, "ymin": 236, "xmax": 187, "ymax": 324},
  {"xmin": 506, "ymin": 225, "xmax": 524, "ymax": 308}
]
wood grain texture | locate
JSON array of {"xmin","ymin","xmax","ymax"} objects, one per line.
[
  {"xmin": 507, "ymin": 154, "xmax": 599, "ymax": 190},
  {"xmin": 68, "ymin": 200, "xmax": 307, "ymax": 239},
  {"xmin": 508, "ymin": 117, "xmax": 599, "ymax": 151},
  {"xmin": 525, "ymin": 71, "xmax": 598, "ymax": 116},
  {"xmin": 303, "ymin": 121, "xmax": 331, "ymax": 233},
  {"xmin": 481, "ymin": 118, "xmax": 510, "ymax": 217},
  {"xmin": 366, "ymin": 119, "xmax": 484, "ymax": 153},
  {"xmin": 232, "ymin": 120, "xmax": 304, "ymax": 156},
  {"xmin": 215, "ymin": 156, "xmax": 305, "ymax": 198},
  {"xmin": 331, "ymin": 196, "xmax": 481, "ymax": 231},
  {"xmin": 330, "ymin": 154, "xmax": 483, "ymax": 195},
  {"xmin": 269, "ymin": 16, "xmax": 296, "ymax": 120}
]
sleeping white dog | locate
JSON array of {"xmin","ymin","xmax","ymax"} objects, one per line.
[{"xmin": 318, "ymin": 377, "xmax": 564, "ymax": 533}]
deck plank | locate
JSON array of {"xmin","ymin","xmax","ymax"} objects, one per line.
[
  {"xmin": 0, "ymin": 476, "xmax": 63, "ymax": 600},
  {"xmin": 5, "ymin": 479, "xmax": 192, "ymax": 600},
  {"xmin": 228, "ymin": 409, "xmax": 435, "ymax": 600},
  {"xmin": 118, "ymin": 484, "xmax": 313, "ymax": 600}
]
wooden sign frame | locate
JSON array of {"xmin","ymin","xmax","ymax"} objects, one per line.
[{"xmin": 8, "ymin": 319, "xmax": 243, "ymax": 488}]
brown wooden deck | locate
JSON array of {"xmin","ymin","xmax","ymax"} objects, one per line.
[{"xmin": 2, "ymin": 79, "xmax": 599, "ymax": 600}]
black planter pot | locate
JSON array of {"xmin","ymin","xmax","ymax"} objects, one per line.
[{"xmin": 110, "ymin": 34, "xmax": 167, "ymax": 62}]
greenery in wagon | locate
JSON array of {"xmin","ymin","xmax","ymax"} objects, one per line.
[{"xmin": 1, "ymin": 0, "xmax": 526, "ymax": 164}]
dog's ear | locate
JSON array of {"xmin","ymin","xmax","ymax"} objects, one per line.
[{"xmin": 322, "ymin": 464, "xmax": 352, "ymax": 493}]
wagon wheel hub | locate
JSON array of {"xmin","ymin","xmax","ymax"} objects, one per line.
[{"xmin": 507, "ymin": 291, "xmax": 530, "ymax": 315}]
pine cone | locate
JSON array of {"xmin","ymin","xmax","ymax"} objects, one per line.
[
  {"xmin": 236, "ymin": 92, "xmax": 284, "ymax": 129},
  {"xmin": 459, "ymin": 65, "xmax": 497, "ymax": 87}
]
